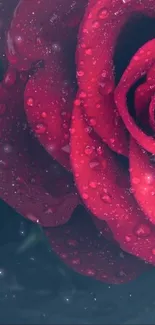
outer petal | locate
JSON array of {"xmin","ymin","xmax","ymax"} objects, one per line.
[
  {"xmin": 0, "ymin": 71, "xmax": 79, "ymax": 227},
  {"xmin": 6, "ymin": 0, "xmax": 88, "ymax": 169},
  {"xmin": 46, "ymin": 206, "xmax": 148, "ymax": 284},
  {"xmin": 70, "ymin": 105, "xmax": 155, "ymax": 264}
]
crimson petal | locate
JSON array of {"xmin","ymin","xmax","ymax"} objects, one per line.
[
  {"xmin": 76, "ymin": 0, "xmax": 132, "ymax": 156},
  {"xmin": 0, "ymin": 71, "xmax": 79, "ymax": 227},
  {"xmin": 46, "ymin": 206, "xmax": 147, "ymax": 284},
  {"xmin": 130, "ymin": 137, "xmax": 155, "ymax": 225},
  {"xmin": 115, "ymin": 39, "xmax": 155, "ymax": 154},
  {"xmin": 6, "ymin": 0, "xmax": 88, "ymax": 170},
  {"xmin": 71, "ymin": 105, "xmax": 155, "ymax": 264}
]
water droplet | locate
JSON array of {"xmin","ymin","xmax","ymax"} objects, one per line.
[
  {"xmin": 84, "ymin": 146, "xmax": 93, "ymax": 155},
  {"xmin": 74, "ymin": 98, "xmax": 81, "ymax": 106},
  {"xmin": 27, "ymin": 97, "xmax": 34, "ymax": 107},
  {"xmin": 99, "ymin": 80, "xmax": 113, "ymax": 95},
  {"xmin": 35, "ymin": 123, "xmax": 47, "ymax": 134},
  {"xmin": 69, "ymin": 127, "xmax": 75, "ymax": 135},
  {"xmin": 144, "ymin": 173, "xmax": 155, "ymax": 185},
  {"xmin": 100, "ymin": 193, "xmax": 112, "ymax": 204},
  {"xmin": 52, "ymin": 42, "xmax": 61, "ymax": 52},
  {"xmin": 89, "ymin": 181, "xmax": 97, "ymax": 189},
  {"xmin": 79, "ymin": 91, "xmax": 87, "ymax": 98},
  {"xmin": 3, "ymin": 143, "xmax": 13, "ymax": 154},
  {"xmin": 71, "ymin": 258, "xmax": 81, "ymax": 265},
  {"xmin": 89, "ymin": 159, "xmax": 100, "ymax": 169},
  {"xmin": 82, "ymin": 192, "xmax": 89, "ymax": 200},
  {"xmin": 41, "ymin": 112, "xmax": 47, "ymax": 118},
  {"xmin": 97, "ymin": 146, "xmax": 103, "ymax": 155},
  {"xmin": 98, "ymin": 7, "xmax": 109, "ymax": 19},
  {"xmin": 60, "ymin": 253, "xmax": 68, "ymax": 259},
  {"xmin": 85, "ymin": 268, "xmax": 96, "ymax": 276},
  {"xmin": 122, "ymin": 0, "xmax": 131, "ymax": 3},
  {"xmin": 134, "ymin": 223, "xmax": 151, "ymax": 237},
  {"xmin": 77, "ymin": 70, "xmax": 84, "ymax": 77},
  {"xmin": 14, "ymin": 35, "xmax": 23, "ymax": 45},
  {"xmin": 125, "ymin": 235, "xmax": 131, "ymax": 242},
  {"xmin": 132, "ymin": 177, "xmax": 140, "ymax": 185},
  {"xmin": 89, "ymin": 117, "xmax": 96, "ymax": 126},
  {"xmin": 85, "ymin": 48, "xmax": 92, "ymax": 55},
  {"xmin": 67, "ymin": 239, "xmax": 78, "ymax": 247},
  {"xmin": 92, "ymin": 21, "xmax": 100, "ymax": 29}
]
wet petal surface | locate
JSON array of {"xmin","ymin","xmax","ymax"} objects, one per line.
[{"xmin": 46, "ymin": 206, "xmax": 148, "ymax": 284}]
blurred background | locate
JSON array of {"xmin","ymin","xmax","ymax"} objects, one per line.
[{"xmin": 0, "ymin": 199, "xmax": 155, "ymax": 324}]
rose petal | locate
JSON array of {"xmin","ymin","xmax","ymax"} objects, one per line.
[
  {"xmin": 0, "ymin": 70, "xmax": 79, "ymax": 227},
  {"xmin": 24, "ymin": 60, "xmax": 74, "ymax": 170},
  {"xmin": 6, "ymin": 0, "xmax": 88, "ymax": 169},
  {"xmin": 46, "ymin": 206, "xmax": 147, "ymax": 284},
  {"xmin": 70, "ymin": 105, "xmax": 155, "ymax": 264},
  {"xmin": 76, "ymin": 0, "xmax": 131, "ymax": 156},
  {"xmin": 135, "ymin": 83, "xmax": 153, "ymax": 118},
  {"xmin": 130, "ymin": 137, "xmax": 155, "ymax": 225},
  {"xmin": 115, "ymin": 39, "xmax": 155, "ymax": 154}
]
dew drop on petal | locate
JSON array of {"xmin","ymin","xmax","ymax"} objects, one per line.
[
  {"xmin": 84, "ymin": 146, "xmax": 93, "ymax": 155},
  {"xmin": 98, "ymin": 7, "xmax": 109, "ymax": 19},
  {"xmin": 27, "ymin": 97, "xmax": 34, "ymax": 107},
  {"xmin": 89, "ymin": 159, "xmax": 100, "ymax": 169},
  {"xmin": 132, "ymin": 177, "xmax": 140, "ymax": 185},
  {"xmin": 92, "ymin": 21, "xmax": 100, "ymax": 29},
  {"xmin": 77, "ymin": 70, "xmax": 84, "ymax": 77},
  {"xmin": 144, "ymin": 173, "xmax": 155, "ymax": 185},
  {"xmin": 100, "ymin": 193, "xmax": 112, "ymax": 204},
  {"xmin": 3, "ymin": 143, "xmax": 13, "ymax": 154},
  {"xmin": 82, "ymin": 192, "xmax": 89, "ymax": 200},
  {"xmin": 35, "ymin": 123, "xmax": 47, "ymax": 134},
  {"xmin": 71, "ymin": 258, "xmax": 81, "ymax": 265},
  {"xmin": 89, "ymin": 181, "xmax": 97, "ymax": 189},
  {"xmin": 85, "ymin": 268, "xmax": 96, "ymax": 276},
  {"xmin": 52, "ymin": 43, "xmax": 61, "ymax": 52},
  {"xmin": 134, "ymin": 223, "xmax": 151, "ymax": 237},
  {"xmin": 85, "ymin": 48, "xmax": 92, "ymax": 55},
  {"xmin": 89, "ymin": 117, "xmax": 96, "ymax": 126},
  {"xmin": 125, "ymin": 235, "xmax": 131, "ymax": 242},
  {"xmin": 74, "ymin": 98, "xmax": 81, "ymax": 106},
  {"xmin": 67, "ymin": 239, "xmax": 78, "ymax": 247},
  {"xmin": 41, "ymin": 112, "xmax": 47, "ymax": 118}
]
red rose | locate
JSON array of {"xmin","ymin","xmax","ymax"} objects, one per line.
[{"xmin": 1, "ymin": 0, "xmax": 155, "ymax": 284}]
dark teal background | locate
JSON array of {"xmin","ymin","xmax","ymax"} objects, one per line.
[{"xmin": 0, "ymin": 199, "xmax": 155, "ymax": 324}]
